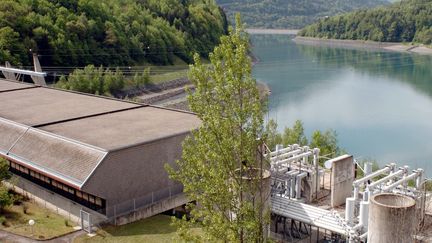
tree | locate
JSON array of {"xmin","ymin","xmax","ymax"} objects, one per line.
[
  {"xmin": 0, "ymin": 158, "xmax": 12, "ymax": 212},
  {"xmin": 265, "ymin": 119, "xmax": 282, "ymax": 151},
  {"xmin": 282, "ymin": 120, "xmax": 308, "ymax": 146},
  {"xmin": 309, "ymin": 129, "xmax": 340, "ymax": 165},
  {"xmin": 166, "ymin": 15, "xmax": 269, "ymax": 242}
]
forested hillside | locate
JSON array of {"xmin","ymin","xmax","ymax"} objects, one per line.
[
  {"xmin": 0, "ymin": 0, "xmax": 227, "ymax": 67},
  {"xmin": 216, "ymin": 0, "xmax": 388, "ymax": 29},
  {"xmin": 299, "ymin": 0, "xmax": 432, "ymax": 44}
]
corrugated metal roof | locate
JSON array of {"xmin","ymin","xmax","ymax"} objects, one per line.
[
  {"xmin": 0, "ymin": 118, "xmax": 28, "ymax": 154},
  {"xmin": 0, "ymin": 118, "xmax": 107, "ymax": 188},
  {"xmin": 271, "ymin": 195, "xmax": 349, "ymax": 235}
]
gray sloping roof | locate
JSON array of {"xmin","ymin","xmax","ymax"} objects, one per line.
[
  {"xmin": 0, "ymin": 118, "xmax": 107, "ymax": 188},
  {"xmin": 0, "ymin": 118, "xmax": 27, "ymax": 154},
  {"xmin": 0, "ymin": 86, "xmax": 139, "ymax": 126},
  {"xmin": 40, "ymin": 106, "xmax": 202, "ymax": 150},
  {"xmin": 0, "ymin": 79, "xmax": 200, "ymax": 189},
  {"xmin": 0, "ymin": 81, "xmax": 33, "ymax": 92}
]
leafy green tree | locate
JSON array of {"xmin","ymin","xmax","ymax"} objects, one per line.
[
  {"xmin": 0, "ymin": 158, "xmax": 11, "ymax": 181},
  {"xmin": 282, "ymin": 120, "xmax": 308, "ymax": 146},
  {"xmin": 266, "ymin": 120, "xmax": 341, "ymax": 165},
  {"xmin": 0, "ymin": 158, "xmax": 12, "ymax": 212},
  {"xmin": 0, "ymin": 0, "xmax": 227, "ymax": 66},
  {"xmin": 217, "ymin": 0, "xmax": 388, "ymax": 29},
  {"xmin": 133, "ymin": 67, "xmax": 151, "ymax": 87},
  {"xmin": 166, "ymin": 16, "xmax": 269, "ymax": 242},
  {"xmin": 55, "ymin": 65, "xmax": 125, "ymax": 96},
  {"xmin": 300, "ymin": 0, "xmax": 432, "ymax": 45},
  {"xmin": 265, "ymin": 119, "xmax": 282, "ymax": 151},
  {"xmin": 309, "ymin": 129, "xmax": 340, "ymax": 165}
]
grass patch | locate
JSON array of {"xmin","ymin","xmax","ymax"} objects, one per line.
[
  {"xmin": 0, "ymin": 200, "xmax": 75, "ymax": 240},
  {"xmin": 74, "ymin": 214, "xmax": 202, "ymax": 243},
  {"xmin": 150, "ymin": 69, "xmax": 189, "ymax": 83}
]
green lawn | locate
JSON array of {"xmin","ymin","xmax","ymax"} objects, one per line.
[
  {"xmin": 0, "ymin": 200, "xmax": 76, "ymax": 240},
  {"xmin": 74, "ymin": 215, "xmax": 201, "ymax": 243}
]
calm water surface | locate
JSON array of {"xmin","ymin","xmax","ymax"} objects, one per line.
[{"xmin": 251, "ymin": 35, "xmax": 432, "ymax": 175}]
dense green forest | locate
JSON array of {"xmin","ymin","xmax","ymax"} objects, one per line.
[
  {"xmin": 299, "ymin": 0, "xmax": 432, "ymax": 44},
  {"xmin": 0, "ymin": 0, "xmax": 227, "ymax": 67},
  {"xmin": 216, "ymin": 0, "xmax": 388, "ymax": 29}
]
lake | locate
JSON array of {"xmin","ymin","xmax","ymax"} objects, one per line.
[{"xmin": 251, "ymin": 35, "xmax": 432, "ymax": 176}]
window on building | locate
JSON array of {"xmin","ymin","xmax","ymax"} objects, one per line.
[{"xmin": 8, "ymin": 161, "xmax": 105, "ymax": 212}]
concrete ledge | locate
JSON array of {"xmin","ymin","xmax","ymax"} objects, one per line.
[{"xmin": 113, "ymin": 193, "xmax": 188, "ymax": 225}]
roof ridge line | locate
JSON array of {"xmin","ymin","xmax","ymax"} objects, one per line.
[
  {"xmin": 33, "ymin": 105, "xmax": 147, "ymax": 128},
  {"xmin": 0, "ymin": 86, "xmax": 40, "ymax": 93},
  {"xmin": 0, "ymin": 116, "xmax": 108, "ymax": 153}
]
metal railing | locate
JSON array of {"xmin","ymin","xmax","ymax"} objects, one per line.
[{"xmin": 97, "ymin": 184, "xmax": 185, "ymax": 221}]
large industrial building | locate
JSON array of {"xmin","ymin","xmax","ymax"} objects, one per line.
[{"xmin": 0, "ymin": 79, "xmax": 200, "ymax": 224}]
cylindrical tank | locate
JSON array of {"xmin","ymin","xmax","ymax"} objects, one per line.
[{"xmin": 368, "ymin": 193, "xmax": 416, "ymax": 243}]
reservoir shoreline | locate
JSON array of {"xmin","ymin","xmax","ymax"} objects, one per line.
[{"xmin": 294, "ymin": 36, "xmax": 432, "ymax": 55}]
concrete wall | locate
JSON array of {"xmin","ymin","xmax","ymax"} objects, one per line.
[
  {"xmin": 330, "ymin": 154, "xmax": 354, "ymax": 207},
  {"xmin": 5, "ymin": 176, "xmax": 107, "ymax": 225},
  {"xmin": 82, "ymin": 132, "xmax": 188, "ymax": 212},
  {"xmin": 113, "ymin": 193, "xmax": 189, "ymax": 225}
]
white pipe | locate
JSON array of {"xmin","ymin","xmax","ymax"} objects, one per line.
[
  {"xmin": 353, "ymin": 164, "xmax": 394, "ymax": 186},
  {"xmin": 352, "ymin": 223, "xmax": 363, "ymax": 231},
  {"xmin": 353, "ymin": 186, "xmax": 360, "ymax": 200},
  {"xmin": 274, "ymin": 151, "xmax": 313, "ymax": 166},
  {"xmin": 270, "ymin": 148, "xmax": 303, "ymax": 162},
  {"xmin": 269, "ymin": 144, "xmax": 298, "ymax": 156},
  {"xmin": 359, "ymin": 201, "xmax": 369, "ymax": 230},
  {"xmin": 290, "ymin": 178, "xmax": 296, "ymax": 198},
  {"xmin": 345, "ymin": 197, "xmax": 355, "ymax": 225},
  {"xmin": 295, "ymin": 172, "xmax": 307, "ymax": 199},
  {"xmin": 0, "ymin": 66, "xmax": 46, "ymax": 77},
  {"xmin": 383, "ymin": 172, "xmax": 419, "ymax": 191},
  {"xmin": 363, "ymin": 189, "xmax": 370, "ymax": 201},
  {"xmin": 313, "ymin": 148, "xmax": 320, "ymax": 199},
  {"xmin": 416, "ymin": 169, "xmax": 424, "ymax": 189},
  {"xmin": 368, "ymin": 169, "xmax": 405, "ymax": 190}
]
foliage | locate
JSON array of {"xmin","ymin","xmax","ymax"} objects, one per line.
[
  {"xmin": 282, "ymin": 120, "xmax": 308, "ymax": 147},
  {"xmin": 166, "ymin": 16, "xmax": 269, "ymax": 242},
  {"xmin": 265, "ymin": 119, "xmax": 282, "ymax": 150},
  {"xmin": 133, "ymin": 67, "xmax": 151, "ymax": 87},
  {"xmin": 0, "ymin": 201, "xmax": 75, "ymax": 239},
  {"xmin": 0, "ymin": 158, "xmax": 12, "ymax": 212},
  {"xmin": 55, "ymin": 65, "xmax": 125, "ymax": 95},
  {"xmin": 0, "ymin": 158, "xmax": 11, "ymax": 181},
  {"xmin": 265, "ymin": 120, "xmax": 341, "ymax": 165},
  {"xmin": 0, "ymin": 0, "xmax": 227, "ymax": 66},
  {"xmin": 309, "ymin": 129, "xmax": 339, "ymax": 164},
  {"xmin": 299, "ymin": 0, "xmax": 432, "ymax": 44},
  {"xmin": 216, "ymin": 0, "xmax": 388, "ymax": 29},
  {"xmin": 0, "ymin": 187, "xmax": 12, "ymax": 212}
]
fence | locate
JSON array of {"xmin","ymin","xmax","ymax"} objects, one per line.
[{"xmin": 97, "ymin": 184, "xmax": 185, "ymax": 223}]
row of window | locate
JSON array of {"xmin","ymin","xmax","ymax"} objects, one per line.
[{"xmin": 9, "ymin": 161, "xmax": 105, "ymax": 210}]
